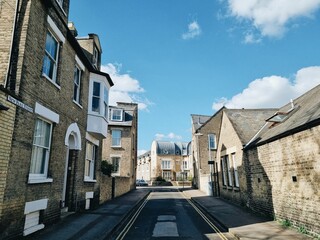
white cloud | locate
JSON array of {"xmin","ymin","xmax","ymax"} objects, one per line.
[
  {"xmin": 212, "ymin": 66, "xmax": 320, "ymax": 110},
  {"xmin": 155, "ymin": 132, "xmax": 183, "ymax": 141},
  {"xmin": 244, "ymin": 32, "xmax": 261, "ymax": 44},
  {"xmin": 226, "ymin": 0, "xmax": 320, "ymax": 39},
  {"xmin": 182, "ymin": 21, "xmax": 202, "ymax": 40},
  {"xmin": 101, "ymin": 63, "xmax": 152, "ymax": 111},
  {"xmin": 138, "ymin": 150, "xmax": 148, "ymax": 156}
]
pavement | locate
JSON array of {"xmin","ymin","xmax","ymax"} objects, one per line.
[
  {"xmin": 28, "ymin": 187, "xmax": 311, "ymax": 240},
  {"xmin": 28, "ymin": 188, "xmax": 151, "ymax": 240},
  {"xmin": 182, "ymin": 188, "xmax": 311, "ymax": 240}
]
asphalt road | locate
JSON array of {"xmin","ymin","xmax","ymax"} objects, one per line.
[{"xmin": 115, "ymin": 187, "xmax": 231, "ymax": 240}]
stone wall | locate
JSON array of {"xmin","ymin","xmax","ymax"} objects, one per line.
[{"xmin": 246, "ymin": 125, "xmax": 320, "ymax": 235}]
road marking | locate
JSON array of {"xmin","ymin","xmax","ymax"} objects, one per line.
[
  {"xmin": 157, "ymin": 215, "xmax": 176, "ymax": 221},
  {"xmin": 152, "ymin": 222, "xmax": 179, "ymax": 237},
  {"xmin": 180, "ymin": 191, "xmax": 229, "ymax": 240},
  {"xmin": 115, "ymin": 194, "xmax": 151, "ymax": 240}
]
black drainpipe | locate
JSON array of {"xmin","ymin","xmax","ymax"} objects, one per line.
[{"xmin": 5, "ymin": 0, "xmax": 21, "ymax": 91}]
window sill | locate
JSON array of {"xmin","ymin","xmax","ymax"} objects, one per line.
[
  {"xmin": 28, "ymin": 178, "xmax": 53, "ymax": 184},
  {"xmin": 84, "ymin": 178, "xmax": 96, "ymax": 183},
  {"xmin": 42, "ymin": 73, "xmax": 61, "ymax": 90},
  {"xmin": 73, "ymin": 100, "xmax": 83, "ymax": 109},
  {"xmin": 111, "ymin": 146, "xmax": 122, "ymax": 149}
]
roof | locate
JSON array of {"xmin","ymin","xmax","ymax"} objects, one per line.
[
  {"xmin": 138, "ymin": 151, "xmax": 151, "ymax": 159},
  {"xmin": 108, "ymin": 103, "xmax": 138, "ymax": 126},
  {"xmin": 155, "ymin": 141, "xmax": 190, "ymax": 156},
  {"xmin": 191, "ymin": 114, "xmax": 211, "ymax": 132},
  {"xmin": 225, "ymin": 108, "xmax": 277, "ymax": 145},
  {"xmin": 245, "ymin": 84, "xmax": 320, "ymax": 148}
]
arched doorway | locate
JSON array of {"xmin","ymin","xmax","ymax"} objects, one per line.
[{"xmin": 62, "ymin": 123, "xmax": 81, "ymax": 211}]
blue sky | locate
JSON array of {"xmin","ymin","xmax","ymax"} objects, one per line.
[{"xmin": 69, "ymin": 0, "xmax": 320, "ymax": 154}]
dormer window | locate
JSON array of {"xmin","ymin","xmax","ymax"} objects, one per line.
[
  {"xmin": 111, "ymin": 109, "xmax": 123, "ymax": 121},
  {"xmin": 267, "ymin": 113, "xmax": 288, "ymax": 123}
]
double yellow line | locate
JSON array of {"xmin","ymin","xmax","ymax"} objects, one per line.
[
  {"xmin": 115, "ymin": 194, "xmax": 151, "ymax": 240},
  {"xmin": 180, "ymin": 191, "xmax": 229, "ymax": 240}
]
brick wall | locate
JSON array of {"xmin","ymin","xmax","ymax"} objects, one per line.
[
  {"xmin": 246, "ymin": 125, "xmax": 320, "ymax": 235},
  {"xmin": 100, "ymin": 175, "xmax": 131, "ymax": 203},
  {"xmin": 0, "ymin": 0, "xmax": 103, "ymax": 238},
  {"xmin": 0, "ymin": 0, "xmax": 15, "ymax": 85},
  {"xmin": 215, "ymin": 112, "xmax": 248, "ymax": 205}
]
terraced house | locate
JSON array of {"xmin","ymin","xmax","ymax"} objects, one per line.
[
  {"xmin": 0, "ymin": 0, "xmax": 113, "ymax": 238},
  {"xmin": 102, "ymin": 102, "xmax": 138, "ymax": 192}
]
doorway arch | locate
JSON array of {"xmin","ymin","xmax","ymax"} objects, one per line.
[{"xmin": 62, "ymin": 123, "xmax": 82, "ymax": 211}]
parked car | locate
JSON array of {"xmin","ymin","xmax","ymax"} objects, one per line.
[{"xmin": 136, "ymin": 179, "xmax": 148, "ymax": 186}]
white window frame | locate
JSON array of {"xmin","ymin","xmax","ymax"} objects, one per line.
[
  {"xmin": 161, "ymin": 160, "xmax": 171, "ymax": 170},
  {"xmin": 111, "ymin": 129, "xmax": 122, "ymax": 147},
  {"xmin": 208, "ymin": 134, "xmax": 217, "ymax": 150},
  {"xmin": 29, "ymin": 118, "xmax": 53, "ymax": 183},
  {"xmin": 73, "ymin": 65, "xmax": 81, "ymax": 104},
  {"xmin": 232, "ymin": 153, "xmax": 240, "ymax": 187},
  {"xmin": 110, "ymin": 108, "xmax": 123, "ymax": 121},
  {"xmin": 221, "ymin": 157, "xmax": 227, "ymax": 186},
  {"xmin": 73, "ymin": 55, "xmax": 85, "ymax": 106},
  {"xmin": 226, "ymin": 155, "xmax": 232, "ymax": 187},
  {"xmin": 89, "ymin": 78, "xmax": 110, "ymax": 119},
  {"xmin": 104, "ymin": 87, "xmax": 108, "ymax": 118},
  {"xmin": 42, "ymin": 16, "xmax": 65, "ymax": 88},
  {"xmin": 85, "ymin": 141, "xmax": 96, "ymax": 181},
  {"xmin": 162, "ymin": 171, "xmax": 171, "ymax": 180}
]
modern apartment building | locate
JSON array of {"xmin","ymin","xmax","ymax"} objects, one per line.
[{"xmin": 150, "ymin": 141, "xmax": 193, "ymax": 181}]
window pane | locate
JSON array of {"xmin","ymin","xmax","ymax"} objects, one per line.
[
  {"xmin": 45, "ymin": 32, "xmax": 58, "ymax": 60},
  {"xmin": 112, "ymin": 130, "xmax": 121, "ymax": 146},
  {"xmin": 92, "ymin": 97, "xmax": 100, "ymax": 112},
  {"xmin": 30, "ymin": 119, "xmax": 51, "ymax": 175},
  {"xmin": 43, "ymin": 55, "xmax": 54, "ymax": 78},
  {"xmin": 30, "ymin": 146, "xmax": 46, "ymax": 174},
  {"xmin": 93, "ymin": 82, "xmax": 100, "ymax": 97},
  {"xmin": 73, "ymin": 66, "xmax": 81, "ymax": 102}
]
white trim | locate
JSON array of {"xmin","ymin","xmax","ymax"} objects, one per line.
[
  {"xmin": 47, "ymin": 15, "xmax": 65, "ymax": 43},
  {"xmin": 35, "ymin": 102, "xmax": 59, "ymax": 123},
  {"xmin": 24, "ymin": 199, "xmax": 48, "ymax": 214},
  {"xmin": 28, "ymin": 178, "xmax": 53, "ymax": 184},
  {"xmin": 85, "ymin": 132, "xmax": 99, "ymax": 146},
  {"xmin": 23, "ymin": 224, "xmax": 45, "ymax": 236},
  {"xmin": 65, "ymin": 123, "xmax": 82, "ymax": 150},
  {"xmin": 86, "ymin": 192, "xmax": 94, "ymax": 199},
  {"xmin": 75, "ymin": 55, "xmax": 85, "ymax": 71},
  {"xmin": 220, "ymin": 146, "xmax": 237, "ymax": 156}
]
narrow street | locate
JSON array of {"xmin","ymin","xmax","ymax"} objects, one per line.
[{"xmin": 115, "ymin": 187, "xmax": 233, "ymax": 240}]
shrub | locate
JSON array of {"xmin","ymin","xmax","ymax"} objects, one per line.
[
  {"xmin": 101, "ymin": 160, "xmax": 113, "ymax": 177},
  {"xmin": 155, "ymin": 176, "xmax": 166, "ymax": 182}
]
